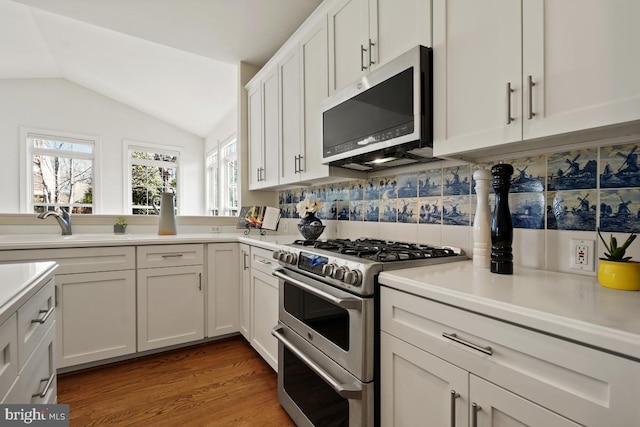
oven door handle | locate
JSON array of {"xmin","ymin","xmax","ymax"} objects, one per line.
[
  {"xmin": 272, "ymin": 326, "xmax": 362, "ymax": 399},
  {"xmin": 273, "ymin": 269, "xmax": 362, "ymax": 310}
]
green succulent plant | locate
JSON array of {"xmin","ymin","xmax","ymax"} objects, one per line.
[
  {"xmin": 597, "ymin": 228, "xmax": 636, "ymax": 262},
  {"xmin": 116, "ymin": 216, "xmax": 127, "ymax": 227}
]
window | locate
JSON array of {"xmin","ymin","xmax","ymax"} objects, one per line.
[
  {"xmin": 27, "ymin": 131, "xmax": 95, "ymax": 214},
  {"xmin": 126, "ymin": 143, "xmax": 179, "ymax": 215},
  {"xmin": 206, "ymin": 135, "xmax": 238, "ymax": 216}
]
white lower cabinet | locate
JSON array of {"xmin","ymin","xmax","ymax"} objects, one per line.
[
  {"xmin": 137, "ymin": 245, "xmax": 205, "ymax": 351},
  {"xmin": 380, "ymin": 286, "xmax": 640, "ymax": 426},
  {"xmin": 207, "ymin": 243, "xmax": 239, "ymax": 337},
  {"xmin": 239, "ymin": 244, "xmax": 251, "ymax": 340},
  {"xmin": 249, "ymin": 247, "xmax": 279, "ymax": 371}
]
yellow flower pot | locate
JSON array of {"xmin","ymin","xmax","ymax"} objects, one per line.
[{"xmin": 598, "ymin": 260, "xmax": 640, "ymax": 291}]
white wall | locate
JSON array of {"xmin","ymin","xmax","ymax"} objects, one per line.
[
  {"xmin": 204, "ymin": 108, "xmax": 236, "ymax": 155},
  {"xmin": 0, "ymin": 78, "xmax": 205, "ymax": 215}
]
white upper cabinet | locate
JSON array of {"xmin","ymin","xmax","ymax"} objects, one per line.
[
  {"xmin": 247, "ymin": 82, "xmax": 263, "ymax": 190},
  {"xmin": 434, "ymin": 0, "xmax": 640, "ymax": 157},
  {"xmin": 329, "ymin": 0, "xmax": 432, "ymax": 94},
  {"xmin": 522, "ymin": 0, "xmax": 640, "ymax": 141},
  {"xmin": 278, "ymin": 48, "xmax": 303, "ymax": 185}
]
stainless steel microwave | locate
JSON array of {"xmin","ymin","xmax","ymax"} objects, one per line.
[{"xmin": 321, "ymin": 45, "xmax": 433, "ymax": 171}]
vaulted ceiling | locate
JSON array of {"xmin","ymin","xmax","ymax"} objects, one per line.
[{"xmin": 0, "ymin": 0, "xmax": 322, "ymax": 137}]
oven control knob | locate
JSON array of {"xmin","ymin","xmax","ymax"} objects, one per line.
[
  {"xmin": 321, "ymin": 263, "xmax": 337, "ymax": 277},
  {"xmin": 344, "ymin": 270, "xmax": 363, "ymax": 286},
  {"xmin": 332, "ymin": 266, "xmax": 349, "ymax": 281},
  {"xmin": 272, "ymin": 250, "xmax": 282, "ymax": 260},
  {"xmin": 284, "ymin": 253, "xmax": 298, "ymax": 265}
]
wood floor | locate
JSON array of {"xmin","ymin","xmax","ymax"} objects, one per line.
[{"xmin": 57, "ymin": 336, "xmax": 295, "ymax": 427}]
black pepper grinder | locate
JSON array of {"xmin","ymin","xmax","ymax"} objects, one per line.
[{"xmin": 490, "ymin": 163, "xmax": 514, "ymax": 274}]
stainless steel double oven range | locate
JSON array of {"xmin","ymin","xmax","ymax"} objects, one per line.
[{"xmin": 271, "ymin": 238, "xmax": 466, "ymax": 426}]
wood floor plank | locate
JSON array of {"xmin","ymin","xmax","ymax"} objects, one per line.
[{"xmin": 57, "ymin": 336, "xmax": 295, "ymax": 427}]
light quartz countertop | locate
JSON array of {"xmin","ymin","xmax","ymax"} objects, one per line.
[
  {"xmin": 0, "ymin": 261, "xmax": 57, "ymax": 325},
  {"xmin": 0, "ymin": 232, "xmax": 301, "ymax": 252},
  {"xmin": 379, "ymin": 260, "xmax": 640, "ymax": 361}
]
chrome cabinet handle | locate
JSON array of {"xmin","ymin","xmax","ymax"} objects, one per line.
[
  {"xmin": 198, "ymin": 272, "xmax": 202, "ymax": 291},
  {"xmin": 368, "ymin": 39, "xmax": 375, "ymax": 66},
  {"xmin": 162, "ymin": 254, "xmax": 184, "ymax": 259},
  {"xmin": 273, "ymin": 269, "xmax": 361, "ymax": 310},
  {"xmin": 442, "ymin": 332, "xmax": 493, "ymax": 355},
  {"xmin": 32, "ymin": 374, "xmax": 55, "ymax": 398},
  {"xmin": 360, "ymin": 44, "xmax": 367, "ymax": 71},
  {"xmin": 450, "ymin": 390, "xmax": 460, "ymax": 427},
  {"xmin": 294, "ymin": 155, "xmax": 298, "ymax": 174},
  {"xmin": 297, "ymin": 155, "xmax": 303, "ymax": 173},
  {"xmin": 54, "ymin": 285, "xmax": 58, "ymax": 307},
  {"xmin": 31, "ymin": 307, "xmax": 54, "ymax": 324},
  {"xmin": 258, "ymin": 259, "xmax": 272, "ymax": 266},
  {"xmin": 243, "ymin": 252, "xmax": 249, "ymax": 270},
  {"xmin": 272, "ymin": 326, "xmax": 362, "ymax": 399},
  {"xmin": 527, "ymin": 75, "xmax": 536, "ymax": 119},
  {"xmin": 471, "ymin": 403, "xmax": 481, "ymax": 427},
  {"xmin": 506, "ymin": 82, "xmax": 514, "ymax": 124}
]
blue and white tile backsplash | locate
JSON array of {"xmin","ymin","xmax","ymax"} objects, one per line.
[{"xmin": 279, "ymin": 141, "xmax": 640, "ymax": 234}]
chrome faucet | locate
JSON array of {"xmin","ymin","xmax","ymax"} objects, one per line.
[{"xmin": 37, "ymin": 208, "xmax": 72, "ymax": 235}]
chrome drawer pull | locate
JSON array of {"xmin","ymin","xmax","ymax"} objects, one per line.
[
  {"xmin": 506, "ymin": 82, "xmax": 514, "ymax": 124},
  {"xmin": 258, "ymin": 259, "xmax": 272, "ymax": 266},
  {"xmin": 31, "ymin": 307, "xmax": 54, "ymax": 324},
  {"xmin": 450, "ymin": 390, "xmax": 460, "ymax": 427},
  {"xmin": 272, "ymin": 326, "xmax": 362, "ymax": 399},
  {"xmin": 32, "ymin": 374, "xmax": 55, "ymax": 398},
  {"xmin": 442, "ymin": 332, "xmax": 493, "ymax": 355},
  {"xmin": 471, "ymin": 403, "xmax": 481, "ymax": 427},
  {"xmin": 161, "ymin": 254, "xmax": 184, "ymax": 259},
  {"xmin": 527, "ymin": 75, "xmax": 536, "ymax": 119}
]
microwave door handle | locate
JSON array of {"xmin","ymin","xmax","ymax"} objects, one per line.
[
  {"xmin": 273, "ymin": 269, "xmax": 361, "ymax": 310},
  {"xmin": 272, "ymin": 325, "xmax": 362, "ymax": 399}
]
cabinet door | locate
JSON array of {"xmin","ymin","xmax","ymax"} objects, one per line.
[
  {"xmin": 381, "ymin": 332, "xmax": 468, "ymax": 427},
  {"xmin": 279, "ymin": 48, "xmax": 303, "ymax": 185},
  {"xmin": 328, "ymin": 0, "xmax": 368, "ymax": 93},
  {"xmin": 207, "ymin": 243, "xmax": 239, "ymax": 337},
  {"xmin": 262, "ymin": 68, "xmax": 280, "ymax": 188},
  {"xmin": 299, "ymin": 18, "xmax": 330, "ymax": 182},
  {"xmin": 137, "ymin": 266, "xmax": 204, "ymax": 351},
  {"xmin": 239, "ymin": 244, "xmax": 251, "ymax": 340},
  {"xmin": 369, "ymin": 0, "xmax": 431, "ymax": 70},
  {"xmin": 247, "ymin": 82, "xmax": 263, "ymax": 190},
  {"xmin": 470, "ymin": 375, "xmax": 580, "ymax": 427},
  {"xmin": 250, "ymin": 269, "xmax": 279, "ymax": 371},
  {"xmin": 522, "ymin": 0, "xmax": 640, "ymax": 140},
  {"xmin": 56, "ymin": 271, "xmax": 136, "ymax": 368},
  {"xmin": 432, "ymin": 0, "xmax": 522, "ymax": 157}
]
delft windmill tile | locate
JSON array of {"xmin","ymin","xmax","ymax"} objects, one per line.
[
  {"xmin": 507, "ymin": 156, "xmax": 545, "ymax": 193},
  {"xmin": 397, "ymin": 198, "xmax": 418, "ymax": 223},
  {"xmin": 278, "ymin": 192, "xmax": 285, "ymax": 206},
  {"xmin": 471, "ymin": 165, "xmax": 495, "ymax": 195},
  {"xmin": 379, "ymin": 198, "xmax": 398, "ymax": 222},
  {"xmin": 546, "ymin": 190, "xmax": 596, "ymax": 231},
  {"xmin": 350, "ymin": 179, "xmax": 366, "ymax": 201},
  {"xmin": 442, "ymin": 195, "xmax": 470, "ymax": 226},
  {"xmin": 364, "ymin": 200, "xmax": 380, "ymax": 222},
  {"xmin": 509, "ymin": 192, "xmax": 545, "ymax": 229},
  {"xmin": 337, "ymin": 202, "xmax": 350, "ymax": 221},
  {"xmin": 350, "ymin": 201, "xmax": 365, "ymax": 221},
  {"xmin": 318, "ymin": 201, "xmax": 336, "ymax": 220},
  {"xmin": 599, "ymin": 188, "xmax": 640, "ymax": 233},
  {"xmin": 379, "ymin": 176, "xmax": 398, "ymax": 199},
  {"xmin": 547, "ymin": 148, "xmax": 597, "ymax": 191},
  {"xmin": 365, "ymin": 178, "xmax": 380, "ymax": 201},
  {"xmin": 397, "ymin": 173, "xmax": 418, "ymax": 199},
  {"xmin": 418, "ymin": 167, "xmax": 443, "ymax": 197},
  {"xmin": 443, "ymin": 165, "xmax": 471, "ymax": 196},
  {"xmin": 600, "ymin": 142, "xmax": 640, "ymax": 189},
  {"xmin": 318, "ymin": 185, "xmax": 329, "ymax": 202},
  {"xmin": 335, "ymin": 182, "xmax": 349, "ymax": 201},
  {"xmin": 292, "ymin": 189, "xmax": 302, "ymax": 204},
  {"xmin": 326, "ymin": 183, "xmax": 340, "ymax": 202},
  {"xmin": 418, "ymin": 197, "xmax": 442, "ymax": 225}
]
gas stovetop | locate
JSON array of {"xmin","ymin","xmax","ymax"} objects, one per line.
[{"xmin": 274, "ymin": 238, "xmax": 467, "ymax": 296}]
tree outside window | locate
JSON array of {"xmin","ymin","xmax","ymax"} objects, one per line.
[
  {"xmin": 129, "ymin": 147, "xmax": 178, "ymax": 215},
  {"xmin": 30, "ymin": 135, "xmax": 94, "ymax": 214}
]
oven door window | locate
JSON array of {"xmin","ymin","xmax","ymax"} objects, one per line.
[
  {"xmin": 283, "ymin": 347, "xmax": 349, "ymax": 427},
  {"xmin": 283, "ymin": 282, "xmax": 350, "ymax": 351}
]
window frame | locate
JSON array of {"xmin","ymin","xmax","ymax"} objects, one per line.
[
  {"xmin": 205, "ymin": 133, "xmax": 238, "ymax": 217},
  {"xmin": 123, "ymin": 140, "xmax": 182, "ymax": 215},
  {"xmin": 20, "ymin": 127, "xmax": 100, "ymax": 214}
]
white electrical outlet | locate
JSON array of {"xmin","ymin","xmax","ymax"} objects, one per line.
[
  {"xmin": 570, "ymin": 239, "xmax": 595, "ymax": 272},
  {"xmin": 283, "ymin": 222, "xmax": 289, "ymax": 233},
  {"xmin": 211, "ymin": 226, "xmax": 221, "ymax": 233}
]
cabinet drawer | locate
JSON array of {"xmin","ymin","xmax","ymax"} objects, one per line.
[
  {"xmin": 0, "ymin": 314, "xmax": 18, "ymax": 402},
  {"xmin": 137, "ymin": 244, "xmax": 204, "ymax": 268},
  {"xmin": 0, "ymin": 247, "xmax": 135, "ymax": 274},
  {"xmin": 380, "ymin": 286, "xmax": 640, "ymax": 426},
  {"xmin": 5, "ymin": 324, "xmax": 55, "ymax": 404},
  {"xmin": 251, "ymin": 247, "xmax": 276, "ymax": 276},
  {"xmin": 18, "ymin": 279, "xmax": 55, "ymax": 371}
]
